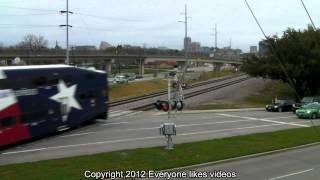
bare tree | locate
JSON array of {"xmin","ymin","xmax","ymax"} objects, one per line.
[{"xmin": 16, "ymin": 34, "xmax": 48, "ymax": 53}]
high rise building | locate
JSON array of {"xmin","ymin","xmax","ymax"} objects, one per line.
[
  {"xmin": 184, "ymin": 37, "xmax": 191, "ymax": 52},
  {"xmin": 250, "ymin": 46, "xmax": 258, "ymax": 53},
  {"xmin": 99, "ymin": 41, "xmax": 113, "ymax": 50},
  {"xmin": 259, "ymin": 40, "xmax": 269, "ymax": 55}
]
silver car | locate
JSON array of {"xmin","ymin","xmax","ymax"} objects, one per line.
[{"xmin": 114, "ymin": 74, "xmax": 129, "ymax": 84}]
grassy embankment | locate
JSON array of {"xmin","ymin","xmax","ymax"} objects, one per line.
[
  {"xmin": 1, "ymin": 126, "xmax": 320, "ymax": 179},
  {"xmin": 193, "ymin": 81, "xmax": 295, "ymax": 110},
  {"xmin": 109, "ymin": 70, "xmax": 237, "ymax": 102}
]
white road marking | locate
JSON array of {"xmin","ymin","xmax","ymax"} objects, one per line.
[
  {"xmin": 100, "ymin": 121, "xmax": 130, "ymax": 126},
  {"xmin": 267, "ymin": 116, "xmax": 297, "ymax": 120},
  {"xmin": 3, "ymin": 123, "xmax": 290, "ymax": 155},
  {"xmin": 109, "ymin": 110, "xmax": 133, "ymax": 118},
  {"xmin": 1, "ymin": 136, "xmax": 162, "ymax": 155},
  {"xmin": 108, "ymin": 110, "xmax": 143, "ymax": 118},
  {"xmin": 59, "ymin": 132, "xmax": 97, "ymax": 138},
  {"xmin": 178, "ymin": 123, "xmax": 284, "ymax": 136},
  {"xmin": 60, "ymin": 119, "xmax": 263, "ymax": 138},
  {"xmin": 218, "ymin": 114, "xmax": 309, "ymax": 127},
  {"xmin": 269, "ymin": 168, "xmax": 314, "ymax": 180},
  {"xmin": 124, "ymin": 111, "xmax": 143, "ymax": 117}
]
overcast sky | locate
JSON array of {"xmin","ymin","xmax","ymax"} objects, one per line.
[{"xmin": 0, "ymin": 0, "xmax": 319, "ymax": 51}]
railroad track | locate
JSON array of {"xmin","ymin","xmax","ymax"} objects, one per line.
[
  {"xmin": 109, "ymin": 73, "xmax": 246, "ymax": 107},
  {"xmin": 131, "ymin": 76, "xmax": 251, "ymax": 111}
]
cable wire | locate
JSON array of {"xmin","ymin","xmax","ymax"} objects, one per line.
[
  {"xmin": 300, "ymin": 0, "xmax": 316, "ymax": 30},
  {"xmin": 244, "ymin": 0, "xmax": 301, "ymax": 101},
  {"xmin": 244, "ymin": 0, "xmax": 320, "ymax": 136}
]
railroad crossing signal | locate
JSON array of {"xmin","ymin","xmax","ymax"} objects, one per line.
[{"xmin": 154, "ymin": 100, "xmax": 169, "ymax": 112}]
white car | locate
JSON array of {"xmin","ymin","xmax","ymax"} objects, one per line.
[{"xmin": 114, "ymin": 74, "xmax": 129, "ymax": 84}]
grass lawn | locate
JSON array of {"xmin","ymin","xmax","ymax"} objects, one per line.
[
  {"xmin": 1, "ymin": 127, "xmax": 320, "ymax": 179},
  {"xmin": 193, "ymin": 81, "xmax": 296, "ymax": 110},
  {"xmin": 109, "ymin": 79, "xmax": 168, "ymax": 102},
  {"xmin": 109, "ymin": 70, "xmax": 237, "ymax": 102}
]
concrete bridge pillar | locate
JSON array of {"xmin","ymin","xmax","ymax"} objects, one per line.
[
  {"xmin": 137, "ymin": 59, "xmax": 145, "ymax": 75},
  {"xmin": 177, "ymin": 61, "xmax": 186, "ymax": 70},
  {"xmin": 213, "ymin": 62, "xmax": 224, "ymax": 71},
  {"xmin": 233, "ymin": 64, "xmax": 241, "ymax": 72},
  {"xmin": 105, "ymin": 60, "xmax": 112, "ymax": 74}
]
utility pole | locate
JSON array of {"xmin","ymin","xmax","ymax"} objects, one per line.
[
  {"xmin": 179, "ymin": 4, "xmax": 190, "ymax": 61},
  {"xmin": 60, "ymin": 0, "xmax": 73, "ymax": 65},
  {"xmin": 215, "ymin": 24, "xmax": 218, "ymax": 50},
  {"xmin": 210, "ymin": 24, "xmax": 218, "ymax": 52},
  {"xmin": 178, "ymin": 4, "xmax": 191, "ymax": 80}
]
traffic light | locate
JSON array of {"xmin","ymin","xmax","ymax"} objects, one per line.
[
  {"xmin": 176, "ymin": 101, "xmax": 184, "ymax": 111},
  {"xmin": 154, "ymin": 100, "xmax": 169, "ymax": 112}
]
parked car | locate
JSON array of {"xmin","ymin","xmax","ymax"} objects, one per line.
[
  {"xmin": 265, "ymin": 100, "xmax": 294, "ymax": 112},
  {"xmin": 124, "ymin": 73, "xmax": 136, "ymax": 81},
  {"xmin": 292, "ymin": 96, "xmax": 320, "ymax": 113},
  {"xmin": 114, "ymin": 74, "xmax": 128, "ymax": 84},
  {"xmin": 296, "ymin": 102, "xmax": 320, "ymax": 119}
]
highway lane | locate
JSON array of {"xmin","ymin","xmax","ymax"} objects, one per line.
[
  {"xmin": 194, "ymin": 144, "xmax": 320, "ymax": 180},
  {"xmin": 1, "ymin": 110, "xmax": 319, "ymax": 165}
]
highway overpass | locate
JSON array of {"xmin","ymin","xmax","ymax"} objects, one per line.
[{"xmin": 0, "ymin": 54, "xmax": 243, "ymax": 74}]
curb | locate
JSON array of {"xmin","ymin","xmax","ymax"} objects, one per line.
[
  {"xmin": 154, "ymin": 108, "xmax": 265, "ymax": 115},
  {"xmin": 164, "ymin": 141, "xmax": 320, "ymax": 172}
]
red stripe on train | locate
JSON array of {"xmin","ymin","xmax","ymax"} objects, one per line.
[{"xmin": 0, "ymin": 104, "xmax": 31, "ymax": 147}]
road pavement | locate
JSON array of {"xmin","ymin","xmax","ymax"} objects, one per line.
[
  {"xmin": 1, "ymin": 110, "xmax": 319, "ymax": 165},
  {"xmin": 193, "ymin": 144, "xmax": 320, "ymax": 180}
]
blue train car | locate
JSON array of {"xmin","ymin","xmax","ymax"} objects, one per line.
[{"xmin": 0, "ymin": 65, "xmax": 108, "ymax": 147}]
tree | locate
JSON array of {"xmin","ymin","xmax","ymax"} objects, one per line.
[
  {"xmin": 16, "ymin": 34, "xmax": 48, "ymax": 53},
  {"xmin": 242, "ymin": 26, "xmax": 320, "ymax": 100}
]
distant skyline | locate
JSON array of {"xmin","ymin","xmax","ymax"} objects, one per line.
[{"xmin": 0, "ymin": 0, "xmax": 319, "ymax": 52}]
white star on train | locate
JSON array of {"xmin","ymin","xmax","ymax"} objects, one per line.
[{"xmin": 50, "ymin": 80, "xmax": 82, "ymax": 114}]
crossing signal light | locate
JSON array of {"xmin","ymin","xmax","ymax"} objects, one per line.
[
  {"xmin": 154, "ymin": 100, "xmax": 169, "ymax": 112},
  {"xmin": 176, "ymin": 101, "xmax": 184, "ymax": 111},
  {"xmin": 154, "ymin": 100, "xmax": 184, "ymax": 112}
]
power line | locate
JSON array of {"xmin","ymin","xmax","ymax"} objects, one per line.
[
  {"xmin": 300, "ymin": 0, "xmax": 316, "ymax": 30},
  {"xmin": 0, "ymin": 13, "xmax": 58, "ymax": 16},
  {"xmin": 244, "ymin": 0, "xmax": 300, "ymax": 100},
  {"xmin": 0, "ymin": 5, "xmax": 57, "ymax": 12},
  {"xmin": 75, "ymin": 13, "xmax": 143, "ymax": 22},
  {"xmin": 0, "ymin": 24, "xmax": 57, "ymax": 27},
  {"xmin": 244, "ymin": 0, "xmax": 320, "ymax": 137}
]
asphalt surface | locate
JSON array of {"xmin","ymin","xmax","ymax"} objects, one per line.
[
  {"xmin": 193, "ymin": 144, "xmax": 320, "ymax": 180},
  {"xmin": 1, "ymin": 110, "xmax": 319, "ymax": 166}
]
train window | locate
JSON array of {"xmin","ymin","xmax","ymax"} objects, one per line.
[
  {"xmin": 0, "ymin": 79, "xmax": 10, "ymax": 90},
  {"xmin": 1, "ymin": 117, "xmax": 16, "ymax": 128},
  {"xmin": 47, "ymin": 77, "xmax": 59, "ymax": 86},
  {"xmin": 33, "ymin": 76, "xmax": 47, "ymax": 86},
  {"xmin": 22, "ymin": 112, "xmax": 47, "ymax": 123},
  {"xmin": 62, "ymin": 75, "xmax": 72, "ymax": 84},
  {"xmin": 78, "ymin": 91, "xmax": 96, "ymax": 100}
]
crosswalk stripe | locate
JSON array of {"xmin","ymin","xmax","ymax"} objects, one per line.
[{"xmin": 109, "ymin": 110, "xmax": 143, "ymax": 118}]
